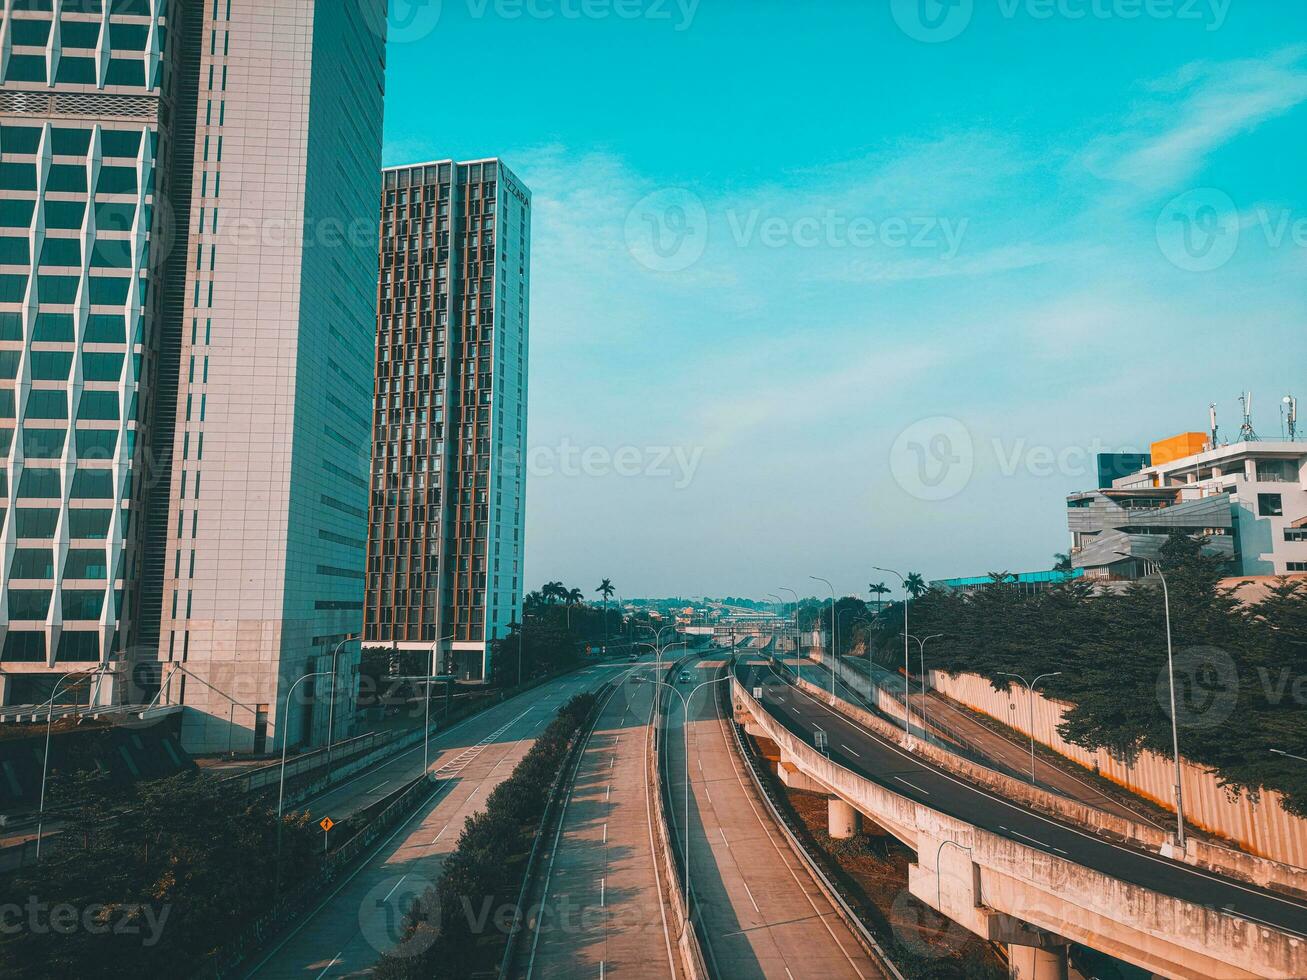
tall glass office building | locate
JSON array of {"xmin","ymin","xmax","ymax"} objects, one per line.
[
  {"xmin": 365, "ymin": 159, "xmax": 530, "ymax": 683},
  {"xmin": 0, "ymin": 0, "xmax": 188, "ymax": 707},
  {"xmin": 0, "ymin": 0, "xmax": 387, "ymax": 754}
]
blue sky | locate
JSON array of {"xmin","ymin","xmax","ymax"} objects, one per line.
[{"xmin": 381, "ymin": 1, "xmax": 1307, "ymax": 600}]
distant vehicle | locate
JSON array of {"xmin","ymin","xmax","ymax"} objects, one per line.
[
  {"xmin": 678, "ymin": 670, "xmax": 692, "ymax": 683},
  {"xmin": 632, "ymin": 675, "xmax": 644, "ymax": 684},
  {"xmin": 629, "ymin": 652, "xmax": 640, "ymax": 661}
]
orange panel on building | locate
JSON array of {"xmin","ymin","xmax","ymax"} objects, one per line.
[{"xmin": 1150, "ymin": 432, "xmax": 1208, "ymax": 466}]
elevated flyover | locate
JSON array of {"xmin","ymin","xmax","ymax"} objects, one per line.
[{"xmin": 732, "ymin": 658, "xmax": 1307, "ymax": 979}]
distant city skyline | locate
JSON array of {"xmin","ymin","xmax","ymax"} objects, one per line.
[{"xmin": 382, "ymin": 3, "xmax": 1307, "ymax": 598}]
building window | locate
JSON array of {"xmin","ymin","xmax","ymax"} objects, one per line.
[
  {"xmin": 1289, "ymin": 562, "xmax": 1307, "ymax": 573},
  {"xmin": 1256, "ymin": 459, "xmax": 1299, "ymax": 484},
  {"xmin": 1258, "ymin": 493, "xmax": 1284, "ymax": 517},
  {"xmin": 1286, "ymin": 529, "xmax": 1307, "ymax": 543}
]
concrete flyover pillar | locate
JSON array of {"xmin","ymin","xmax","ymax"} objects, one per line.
[
  {"xmin": 827, "ymin": 796, "xmax": 860, "ymax": 839},
  {"xmin": 1008, "ymin": 943, "xmax": 1069, "ymax": 980}
]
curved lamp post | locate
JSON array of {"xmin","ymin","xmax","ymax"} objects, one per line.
[
  {"xmin": 35, "ymin": 666, "xmax": 112, "ymax": 858},
  {"xmin": 871, "ymin": 565, "xmax": 913, "ymax": 740},
  {"xmin": 809, "ymin": 575, "xmax": 838, "ymax": 696},
  {"xmin": 996, "ymin": 671, "xmax": 1062, "ymax": 786},
  {"xmin": 325, "ymin": 632, "xmax": 361, "ymax": 778},
  {"xmin": 902, "ymin": 632, "xmax": 944, "ymax": 729}
]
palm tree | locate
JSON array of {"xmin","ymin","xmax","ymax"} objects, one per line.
[
  {"xmin": 905, "ymin": 572, "xmax": 927, "ymax": 598},
  {"xmin": 543, "ymin": 581, "xmax": 566, "ymax": 604},
  {"xmin": 1053, "ymin": 552, "xmax": 1073, "ymax": 573},
  {"xmin": 869, "ymin": 582, "xmax": 890, "ymax": 612},
  {"xmin": 596, "ymin": 578, "xmax": 615, "ymax": 650}
]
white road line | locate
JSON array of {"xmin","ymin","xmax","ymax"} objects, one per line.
[
  {"xmin": 369, "ymin": 779, "xmax": 390, "ymax": 793},
  {"xmin": 381, "ymin": 874, "xmax": 408, "ymax": 901},
  {"xmin": 314, "ymin": 952, "xmax": 342, "ymax": 979},
  {"xmin": 894, "ymin": 776, "xmax": 930, "ymax": 796},
  {"xmin": 840, "ymin": 744, "xmax": 860, "ymax": 757},
  {"xmin": 740, "ymin": 877, "xmax": 761, "ymax": 914},
  {"xmin": 719, "ymin": 828, "xmax": 729, "ymax": 848},
  {"xmin": 602, "ymin": 823, "xmax": 608, "ymax": 844},
  {"xmin": 600, "ymin": 876, "xmax": 606, "ymax": 908}
]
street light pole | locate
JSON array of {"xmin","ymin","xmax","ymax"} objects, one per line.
[
  {"xmin": 276, "ymin": 669, "xmax": 331, "ymax": 893},
  {"xmin": 777, "ymin": 587, "xmax": 800, "ymax": 682},
  {"xmin": 902, "ymin": 633, "xmax": 944, "ymax": 730},
  {"xmin": 426, "ymin": 632, "xmax": 457, "ymax": 776},
  {"xmin": 871, "ymin": 566, "xmax": 913, "ymax": 740},
  {"xmin": 996, "ymin": 671, "xmax": 1062, "ymax": 784},
  {"xmin": 35, "ymin": 667, "xmax": 109, "ymax": 858},
  {"xmin": 810, "ymin": 575, "xmax": 837, "ymax": 696},
  {"xmin": 1271, "ymin": 748, "xmax": 1307, "ymax": 763},
  {"xmin": 1116, "ymin": 553, "xmax": 1188, "ymax": 851},
  {"xmin": 324, "ymin": 632, "xmax": 360, "ymax": 779}
]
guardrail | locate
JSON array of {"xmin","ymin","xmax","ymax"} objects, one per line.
[
  {"xmin": 720, "ymin": 670, "xmax": 906, "ymax": 980},
  {"xmin": 649, "ymin": 653, "xmax": 712, "ymax": 980}
]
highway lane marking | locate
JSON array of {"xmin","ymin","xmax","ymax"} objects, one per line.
[
  {"xmin": 603, "ymin": 823, "xmax": 608, "ymax": 844},
  {"xmin": 714, "ymin": 662, "xmax": 874, "ymax": 979},
  {"xmin": 600, "ymin": 877, "xmax": 606, "ymax": 908},
  {"xmin": 740, "ymin": 878, "xmax": 761, "ymax": 914},
  {"xmin": 720, "ymin": 828, "xmax": 729, "ymax": 848},
  {"xmin": 606, "ymin": 784, "xmax": 611, "ymax": 801},
  {"xmin": 382, "ymin": 874, "xmax": 408, "ymax": 901},
  {"xmin": 766, "ymin": 671, "xmax": 1307, "ymax": 936},
  {"xmin": 369, "ymin": 779, "xmax": 390, "ymax": 793},
  {"xmin": 893, "ymin": 776, "xmax": 930, "ymax": 796},
  {"xmin": 840, "ymin": 744, "xmax": 861, "ymax": 758},
  {"xmin": 1000, "ymin": 826, "xmax": 1068, "ymax": 855},
  {"xmin": 314, "ymin": 952, "xmax": 342, "ymax": 979}
]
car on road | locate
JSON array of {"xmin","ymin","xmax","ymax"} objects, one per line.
[
  {"xmin": 678, "ymin": 670, "xmax": 692, "ymax": 683},
  {"xmin": 629, "ymin": 652, "xmax": 640, "ymax": 661}
]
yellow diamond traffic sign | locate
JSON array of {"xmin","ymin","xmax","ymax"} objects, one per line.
[{"xmin": 319, "ymin": 817, "xmax": 334, "ymax": 832}]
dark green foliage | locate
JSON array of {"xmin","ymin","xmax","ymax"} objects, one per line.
[
  {"xmin": 0, "ymin": 772, "xmax": 318, "ymax": 978},
  {"xmin": 862, "ymin": 532, "xmax": 1307, "ymax": 815}
]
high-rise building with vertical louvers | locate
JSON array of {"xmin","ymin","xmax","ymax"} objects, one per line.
[{"xmin": 365, "ymin": 159, "xmax": 530, "ymax": 683}]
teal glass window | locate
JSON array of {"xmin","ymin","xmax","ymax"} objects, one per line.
[
  {"xmin": 14, "ymin": 508, "xmax": 59, "ymax": 537},
  {"xmin": 8, "ymin": 590, "xmax": 51, "ymax": 619},
  {"xmin": 26, "ymin": 389, "xmax": 68, "ymax": 419},
  {"xmin": 0, "ymin": 352, "xmax": 18, "ymax": 380},
  {"xmin": 29, "ymin": 351, "xmax": 72, "ymax": 381},
  {"xmin": 39, "ymin": 238, "xmax": 81, "ymax": 267},
  {"xmin": 2, "ymin": 632, "xmax": 46, "ymax": 663},
  {"xmin": 55, "ymin": 57, "xmax": 97, "ymax": 85},
  {"xmin": 16, "ymin": 468, "xmax": 60, "ymax": 498},
  {"xmin": 38, "ymin": 274, "xmax": 80, "ymax": 304},
  {"xmin": 9, "ymin": 19, "xmax": 52, "ymax": 46},
  {"xmin": 45, "ymin": 165, "xmax": 87, "ymax": 194},
  {"xmin": 0, "ymin": 237, "xmax": 29, "ymax": 264},
  {"xmin": 90, "ymin": 239, "xmax": 133, "ymax": 269},
  {"xmin": 70, "ymin": 469, "xmax": 113, "ymax": 498},
  {"xmin": 67, "ymin": 508, "xmax": 111, "ymax": 538},
  {"xmin": 0, "ymin": 163, "xmax": 38, "ymax": 192},
  {"xmin": 94, "ymin": 201, "xmax": 136, "ymax": 232},
  {"xmin": 108, "ymin": 21, "xmax": 148, "ymax": 49},
  {"xmin": 4, "ymin": 56, "xmax": 46, "ymax": 85},
  {"xmin": 84, "ymin": 314, "xmax": 125, "ymax": 344},
  {"xmin": 62, "ymin": 590, "xmax": 105, "ymax": 619},
  {"xmin": 21, "ymin": 427, "xmax": 66, "ymax": 458},
  {"xmin": 55, "ymin": 632, "xmax": 99, "ymax": 662},
  {"xmin": 0, "ymin": 389, "xmax": 14, "ymax": 418},
  {"xmin": 106, "ymin": 60, "xmax": 146, "ymax": 87},
  {"xmin": 0, "ymin": 199, "xmax": 36, "ymax": 228},
  {"xmin": 59, "ymin": 20, "xmax": 102, "ymax": 49},
  {"xmin": 43, "ymin": 200, "xmax": 86, "ymax": 230},
  {"xmin": 96, "ymin": 167, "xmax": 137, "ymax": 195},
  {"xmin": 82, "ymin": 353, "xmax": 124, "ymax": 382},
  {"xmin": 77, "ymin": 391, "xmax": 119, "ymax": 421},
  {"xmin": 49, "ymin": 128, "xmax": 92, "ymax": 156},
  {"xmin": 0, "ymin": 429, "xmax": 12, "ymax": 454},
  {"xmin": 33, "ymin": 313, "xmax": 74, "ymax": 342},
  {"xmin": 99, "ymin": 130, "xmax": 143, "ymax": 158},
  {"xmin": 0, "ymin": 276, "xmax": 28, "ymax": 303},
  {"xmin": 0, "ymin": 126, "xmax": 42, "ymax": 155},
  {"xmin": 88, "ymin": 276, "xmax": 130, "ymax": 306},
  {"xmin": 64, "ymin": 549, "xmax": 106, "ymax": 579},
  {"xmin": 0, "ymin": 313, "xmax": 21, "ymax": 341},
  {"xmin": 74, "ymin": 429, "xmax": 117, "ymax": 460},
  {"xmin": 11, "ymin": 548, "xmax": 54, "ymax": 579}
]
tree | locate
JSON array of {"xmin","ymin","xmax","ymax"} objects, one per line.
[
  {"xmin": 869, "ymin": 582, "xmax": 891, "ymax": 612},
  {"xmin": 596, "ymin": 578, "xmax": 615, "ymax": 648},
  {"xmin": 565, "ymin": 588, "xmax": 584, "ymax": 606},
  {"xmin": 905, "ymin": 572, "xmax": 927, "ymax": 598},
  {"xmin": 1053, "ymin": 552, "xmax": 1073, "ymax": 573}
]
